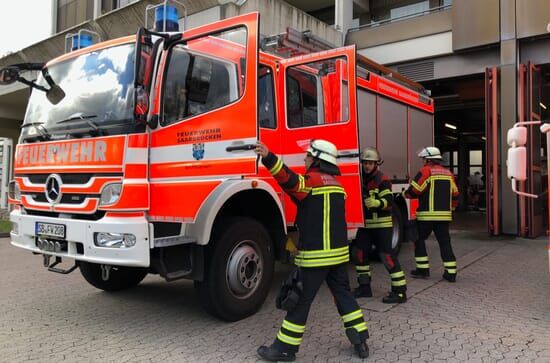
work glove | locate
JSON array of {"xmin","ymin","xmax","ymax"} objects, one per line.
[{"xmin": 365, "ymin": 197, "xmax": 381, "ymax": 209}]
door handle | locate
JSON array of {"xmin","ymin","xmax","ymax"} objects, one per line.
[
  {"xmin": 226, "ymin": 144, "xmax": 256, "ymax": 152},
  {"xmin": 337, "ymin": 152, "xmax": 359, "ymax": 158}
]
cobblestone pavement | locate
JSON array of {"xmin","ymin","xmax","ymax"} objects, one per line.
[{"xmin": 1, "ymin": 228, "xmax": 549, "ymax": 362}]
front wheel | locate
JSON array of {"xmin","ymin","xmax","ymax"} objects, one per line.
[
  {"xmin": 196, "ymin": 217, "xmax": 274, "ymax": 322},
  {"xmin": 79, "ymin": 262, "xmax": 148, "ymax": 292}
]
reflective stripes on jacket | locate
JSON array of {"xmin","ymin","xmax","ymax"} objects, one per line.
[
  {"xmin": 405, "ymin": 161, "xmax": 459, "ymax": 221},
  {"xmin": 363, "ymin": 169, "xmax": 393, "ymax": 228},
  {"xmin": 262, "ymin": 152, "xmax": 349, "ymax": 267}
]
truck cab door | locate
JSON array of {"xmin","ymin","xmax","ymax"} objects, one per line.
[
  {"xmin": 148, "ymin": 13, "xmax": 259, "ymax": 222},
  {"xmin": 278, "ymin": 46, "xmax": 364, "ymax": 232}
]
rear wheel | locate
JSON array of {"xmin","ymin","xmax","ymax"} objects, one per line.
[
  {"xmin": 79, "ymin": 262, "xmax": 148, "ymax": 292},
  {"xmin": 196, "ymin": 217, "xmax": 274, "ymax": 322},
  {"xmin": 391, "ymin": 204, "xmax": 405, "ymax": 253},
  {"xmin": 370, "ymin": 201, "xmax": 405, "ymax": 258}
]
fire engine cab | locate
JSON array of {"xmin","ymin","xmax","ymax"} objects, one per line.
[{"xmin": 1, "ymin": 7, "xmax": 433, "ymax": 321}]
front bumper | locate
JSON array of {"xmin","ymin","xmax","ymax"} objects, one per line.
[{"xmin": 10, "ymin": 209, "xmax": 152, "ymax": 267}]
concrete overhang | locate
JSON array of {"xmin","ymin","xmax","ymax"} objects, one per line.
[{"xmin": 346, "ymin": 8, "xmax": 452, "ymax": 49}]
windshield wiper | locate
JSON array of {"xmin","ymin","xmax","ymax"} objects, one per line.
[
  {"xmin": 57, "ymin": 113, "xmax": 98, "ymax": 125},
  {"xmin": 56, "ymin": 114, "xmax": 101, "ymax": 135},
  {"xmin": 20, "ymin": 122, "xmax": 51, "ymax": 140}
]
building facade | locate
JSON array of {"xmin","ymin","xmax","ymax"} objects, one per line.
[{"xmin": 1, "ymin": 0, "xmax": 549, "ymax": 237}]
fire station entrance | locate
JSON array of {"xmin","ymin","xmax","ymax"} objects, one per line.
[
  {"xmin": 422, "ymin": 63, "xmax": 550, "ymax": 238},
  {"xmin": 422, "ymin": 75, "xmax": 487, "ymax": 232}
]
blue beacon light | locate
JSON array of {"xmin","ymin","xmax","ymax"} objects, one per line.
[
  {"xmin": 72, "ymin": 34, "xmax": 93, "ymax": 51},
  {"xmin": 155, "ymin": 5, "xmax": 179, "ymax": 32}
]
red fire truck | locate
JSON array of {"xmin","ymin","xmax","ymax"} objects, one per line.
[{"xmin": 1, "ymin": 11, "xmax": 433, "ymax": 321}]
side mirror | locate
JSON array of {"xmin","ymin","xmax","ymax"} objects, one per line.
[
  {"xmin": 0, "ymin": 67, "xmax": 19, "ymax": 85},
  {"xmin": 507, "ymin": 146, "xmax": 527, "ymax": 181},
  {"xmin": 506, "ymin": 126, "xmax": 527, "ymax": 181},
  {"xmin": 506, "ymin": 123, "xmax": 538, "ymax": 198},
  {"xmin": 46, "ymin": 84, "xmax": 66, "ymax": 105}
]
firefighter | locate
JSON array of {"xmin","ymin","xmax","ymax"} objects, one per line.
[
  {"xmin": 404, "ymin": 146, "xmax": 459, "ymax": 282},
  {"xmin": 353, "ymin": 147, "xmax": 407, "ymax": 303},
  {"xmin": 255, "ymin": 140, "xmax": 369, "ymax": 361}
]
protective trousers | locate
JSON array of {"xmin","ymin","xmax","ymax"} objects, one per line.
[
  {"xmin": 273, "ymin": 263, "xmax": 369, "ymax": 353},
  {"xmin": 414, "ymin": 221, "xmax": 457, "ymax": 277},
  {"xmin": 354, "ymin": 228, "xmax": 407, "ymax": 293}
]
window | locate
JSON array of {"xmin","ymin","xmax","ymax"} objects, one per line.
[
  {"xmin": 390, "ymin": 1, "xmax": 429, "ymax": 20},
  {"xmin": 57, "ymin": 0, "xmax": 94, "ymax": 32},
  {"xmin": 286, "ymin": 57, "xmax": 348, "ymax": 129},
  {"xmin": 162, "ymin": 46, "xmax": 239, "ymax": 126},
  {"xmin": 101, "ymin": 0, "xmax": 137, "ymax": 14},
  {"xmin": 259, "ymin": 66, "xmax": 276, "ymax": 129}
]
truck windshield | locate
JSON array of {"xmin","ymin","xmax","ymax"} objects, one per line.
[{"xmin": 21, "ymin": 43, "xmax": 143, "ymax": 142}]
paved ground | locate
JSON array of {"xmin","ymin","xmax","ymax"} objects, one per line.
[{"xmin": 1, "ymin": 219, "xmax": 550, "ymax": 362}]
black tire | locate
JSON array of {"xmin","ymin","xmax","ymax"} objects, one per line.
[
  {"xmin": 391, "ymin": 203, "xmax": 405, "ymax": 254},
  {"xmin": 196, "ymin": 217, "xmax": 274, "ymax": 322},
  {"xmin": 370, "ymin": 201, "xmax": 405, "ymax": 258},
  {"xmin": 79, "ymin": 261, "xmax": 148, "ymax": 292}
]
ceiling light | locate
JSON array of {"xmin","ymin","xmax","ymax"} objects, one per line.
[
  {"xmin": 481, "ymin": 136, "xmax": 486, "ymax": 140},
  {"xmin": 540, "ymin": 102, "xmax": 547, "ymax": 110},
  {"xmin": 445, "ymin": 123, "xmax": 457, "ymax": 130}
]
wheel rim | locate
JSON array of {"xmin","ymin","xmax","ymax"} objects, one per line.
[{"xmin": 226, "ymin": 239, "xmax": 263, "ymax": 299}]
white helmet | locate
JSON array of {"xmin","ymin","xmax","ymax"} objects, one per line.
[
  {"xmin": 418, "ymin": 146, "xmax": 442, "ymax": 160},
  {"xmin": 360, "ymin": 147, "xmax": 382, "ymax": 163},
  {"xmin": 307, "ymin": 139, "xmax": 338, "ymax": 166}
]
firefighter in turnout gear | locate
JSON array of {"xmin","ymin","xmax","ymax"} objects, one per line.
[
  {"xmin": 404, "ymin": 146, "xmax": 459, "ymax": 282},
  {"xmin": 352, "ymin": 147, "xmax": 407, "ymax": 304},
  {"xmin": 255, "ymin": 140, "xmax": 370, "ymax": 361}
]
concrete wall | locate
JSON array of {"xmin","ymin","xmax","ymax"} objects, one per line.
[
  {"xmin": 223, "ymin": 0, "xmax": 342, "ymax": 46},
  {"xmin": 347, "ymin": 8, "xmax": 451, "ymax": 49}
]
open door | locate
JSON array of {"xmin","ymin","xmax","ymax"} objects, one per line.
[
  {"xmin": 148, "ymin": 12, "xmax": 259, "ymax": 222},
  {"xmin": 485, "ymin": 67, "xmax": 500, "ymax": 235},
  {"xmin": 520, "ymin": 62, "xmax": 545, "ymax": 238},
  {"xmin": 277, "ymin": 46, "xmax": 364, "ymax": 231}
]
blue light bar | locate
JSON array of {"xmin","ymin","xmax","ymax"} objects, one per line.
[
  {"xmin": 155, "ymin": 5, "xmax": 179, "ymax": 32},
  {"xmin": 72, "ymin": 34, "xmax": 93, "ymax": 51}
]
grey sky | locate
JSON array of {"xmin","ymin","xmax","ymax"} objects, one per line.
[{"xmin": 0, "ymin": 0, "xmax": 53, "ymax": 57}]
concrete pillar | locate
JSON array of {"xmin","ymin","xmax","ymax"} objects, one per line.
[
  {"xmin": 93, "ymin": 0, "xmax": 102, "ymax": 19},
  {"xmin": 499, "ymin": 0, "xmax": 518, "ymax": 234},
  {"xmin": 335, "ymin": 0, "xmax": 353, "ymax": 41},
  {"xmin": 51, "ymin": 0, "xmax": 58, "ymax": 34}
]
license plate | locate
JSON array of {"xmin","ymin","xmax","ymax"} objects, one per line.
[{"xmin": 35, "ymin": 222, "xmax": 66, "ymax": 239}]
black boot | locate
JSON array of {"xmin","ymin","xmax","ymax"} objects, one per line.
[
  {"xmin": 257, "ymin": 345, "xmax": 296, "ymax": 362},
  {"xmin": 443, "ymin": 271, "xmax": 456, "ymax": 283},
  {"xmin": 410, "ymin": 269, "xmax": 430, "ymax": 279},
  {"xmin": 354, "ymin": 284, "xmax": 372, "ymax": 298},
  {"xmin": 354, "ymin": 341, "xmax": 370, "ymax": 359},
  {"xmin": 346, "ymin": 328, "xmax": 370, "ymax": 359},
  {"xmin": 382, "ymin": 291, "xmax": 407, "ymax": 304}
]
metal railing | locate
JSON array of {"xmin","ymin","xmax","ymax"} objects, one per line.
[{"xmin": 347, "ymin": 4, "xmax": 452, "ymax": 34}]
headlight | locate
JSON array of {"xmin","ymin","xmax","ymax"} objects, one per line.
[
  {"xmin": 8, "ymin": 181, "xmax": 20, "ymax": 200},
  {"xmin": 99, "ymin": 183, "xmax": 122, "ymax": 206},
  {"xmin": 94, "ymin": 232, "xmax": 136, "ymax": 248}
]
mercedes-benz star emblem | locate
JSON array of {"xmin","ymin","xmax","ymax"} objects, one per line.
[{"xmin": 45, "ymin": 174, "xmax": 63, "ymax": 204}]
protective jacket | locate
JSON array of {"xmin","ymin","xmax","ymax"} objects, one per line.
[
  {"xmin": 405, "ymin": 161, "xmax": 459, "ymax": 221},
  {"xmin": 262, "ymin": 152, "xmax": 348, "ymax": 268},
  {"xmin": 363, "ymin": 169, "xmax": 393, "ymax": 228}
]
